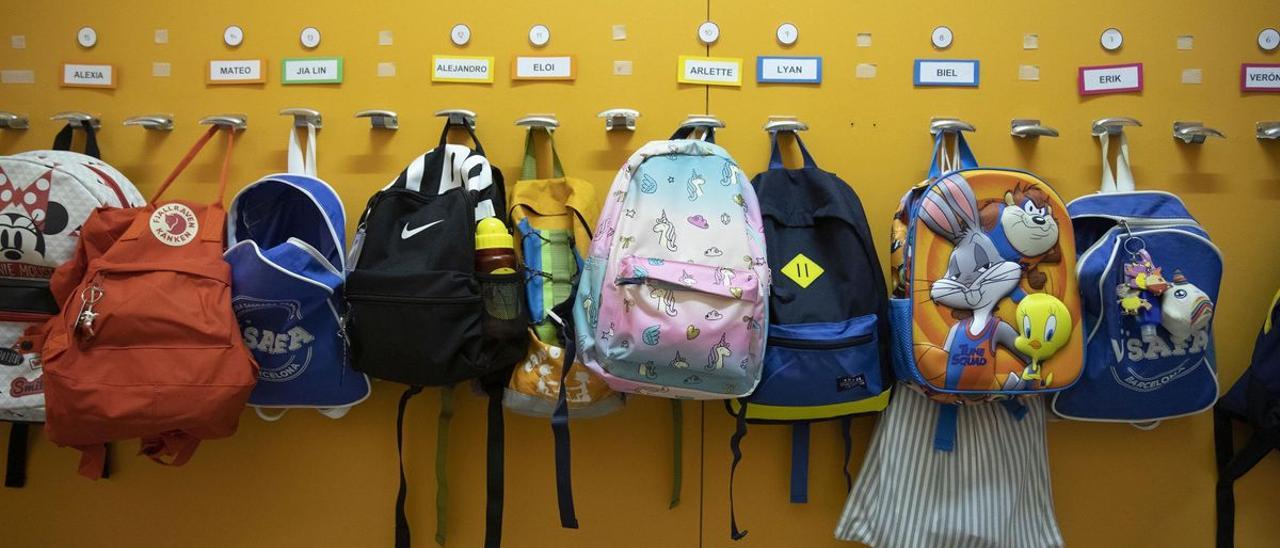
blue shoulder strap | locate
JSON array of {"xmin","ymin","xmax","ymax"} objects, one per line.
[{"xmin": 927, "ymin": 131, "xmax": 978, "ymax": 180}]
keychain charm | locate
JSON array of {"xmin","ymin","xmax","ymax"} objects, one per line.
[
  {"xmin": 75, "ymin": 280, "xmax": 104, "ymax": 340},
  {"xmin": 1116, "ymin": 235, "xmax": 1167, "ymax": 337}
]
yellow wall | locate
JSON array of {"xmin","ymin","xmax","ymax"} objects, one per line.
[{"xmin": 1, "ymin": 0, "xmax": 1278, "ymax": 546}]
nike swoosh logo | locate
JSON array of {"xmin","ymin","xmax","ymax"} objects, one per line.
[{"xmin": 401, "ymin": 220, "xmax": 444, "ymax": 239}]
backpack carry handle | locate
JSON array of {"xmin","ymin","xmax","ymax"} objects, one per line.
[
  {"xmin": 1097, "ymin": 132, "xmax": 1136, "ymax": 193},
  {"xmin": 670, "ymin": 125, "xmax": 716, "ymax": 143},
  {"xmin": 520, "ymin": 126, "xmax": 565, "ymax": 180},
  {"xmin": 767, "ymin": 131, "xmax": 818, "ymax": 170},
  {"xmin": 926, "ymin": 131, "xmax": 978, "ymax": 180},
  {"xmin": 51, "ymin": 120, "xmax": 102, "ymax": 159},
  {"xmin": 148, "ymin": 125, "xmax": 236, "ymax": 207},
  {"xmin": 287, "ymin": 122, "xmax": 318, "ymax": 177},
  {"xmin": 424, "ymin": 117, "xmax": 488, "ymax": 195}
]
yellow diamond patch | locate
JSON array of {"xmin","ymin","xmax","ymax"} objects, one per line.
[{"xmin": 781, "ymin": 253, "xmax": 824, "ymax": 288}]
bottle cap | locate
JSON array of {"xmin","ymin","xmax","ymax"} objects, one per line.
[{"xmin": 476, "ymin": 217, "xmax": 514, "ymax": 250}]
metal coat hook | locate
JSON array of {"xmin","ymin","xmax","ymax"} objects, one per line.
[
  {"xmin": 198, "ymin": 114, "xmax": 248, "ymax": 131},
  {"xmin": 597, "ymin": 108, "xmax": 639, "ymax": 131},
  {"xmin": 679, "ymin": 114, "xmax": 725, "ymax": 130},
  {"xmin": 51, "ymin": 111, "xmax": 101, "ymax": 130},
  {"xmin": 1257, "ymin": 121, "xmax": 1280, "ymax": 141},
  {"xmin": 1010, "ymin": 119, "xmax": 1059, "ymax": 138},
  {"xmin": 1173, "ymin": 121, "xmax": 1225, "ymax": 144},
  {"xmin": 1091, "ymin": 116, "xmax": 1142, "ymax": 137},
  {"xmin": 122, "ymin": 114, "xmax": 174, "ymax": 131},
  {"xmin": 764, "ymin": 116, "xmax": 808, "ymax": 133},
  {"xmin": 930, "ymin": 117, "xmax": 975, "ymax": 135},
  {"xmin": 355, "ymin": 109, "xmax": 398, "ymax": 130},
  {"xmin": 280, "ymin": 107, "xmax": 322, "ymax": 129},
  {"xmin": 0, "ymin": 111, "xmax": 29, "ymax": 130},
  {"xmin": 435, "ymin": 108, "xmax": 477, "ymax": 128},
  {"xmin": 515, "ymin": 114, "xmax": 559, "ymax": 130}
]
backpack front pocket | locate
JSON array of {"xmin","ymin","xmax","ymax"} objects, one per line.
[
  {"xmin": 76, "ymin": 266, "xmax": 234, "ymax": 351},
  {"xmin": 751, "ymin": 315, "xmax": 887, "ymax": 418},
  {"xmin": 346, "ymin": 269, "xmax": 483, "ymax": 386},
  {"xmin": 599, "ymin": 256, "xmax": 760, "ymax": 388}
]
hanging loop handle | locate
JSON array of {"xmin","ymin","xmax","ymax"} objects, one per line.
[
  {"xmin": 1098, "ymin": 132, "xmax": 1135, "ymax": 194},
  {"xmin": 149, "ymin": 125, "xmax": 234, "ymax": 206},
  {"xmin": 287, "ymin": 123, "xmax": 318, "ymax": 177},
  {"xmin": 768, "ymin": 131, "xmax": 818, "ymax": 170},
  {"xmin": 520, "ymin": 127, "xmax": 566, "ymax": 180}
]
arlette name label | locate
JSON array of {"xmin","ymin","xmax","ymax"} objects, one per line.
[
  {"xmin": 756, "ymin": 56, "xmax": 822, "ymax": 84},
  {"xmin": 1241, "ymin": 64, "xmax": 1280, "ymax": 92},
  {"xmin": 208, "ymin": 59, "xmax": 265, "ymax": 84},
  {"xmin": 913, "ymin": 59, "xmax": 979, "ymax": 87},
  {"xmin": 512, "ymin": 55, "xmax": 574, "ymax": 80},
  {"xmin": 1078, "ymin": 63, "xmax": 1143, "ymax": 95},
  {"xmin": 678, "ymin": 55, "xmax": 743, "ymax": 87},
  {"xmin": 61, "ymin": 63, "xmax": 115, "ymax": 88},
  {"xmin": 281, "ymin": 57, "xmax": 343, "ymax": 85},
  {"xmin": 433, "ymin": 55, "xmax": 494, "ymax": 83}
]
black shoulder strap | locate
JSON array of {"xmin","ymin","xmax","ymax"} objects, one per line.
[
  {"xmin": 51, "ymin": 121, "xmax": 101, "ymax": 159},
  {"xmin": 484, "ymin": 382, "xmax": 505, "ymax": 548},
  {"xmin": 4, "ymin": 423, "xmax": 29, "ymax": 488},
  {"xmin": 550, "ymin": 296, "xmax": 580, "ymax": 529},
  {"xmin": 394, "ymin": 386, "xmax": 424, "ymax": 548},
  {"xmin": 728, "ymin": 399, "xmax": 749, "ymax": 540}
]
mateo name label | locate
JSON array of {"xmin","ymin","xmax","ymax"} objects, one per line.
[
  {"xmin": 282, "ymin": 57, "xmax": 343, "ymax": 84},
  {"xmin": 513, "ymin": 56, "xmax": 574, "ymax": 80},
  {"xmin": 433, "ymin": 55, "xmax": 495, "ymax": 83},
  {"xmin": 1078, "ymin": 63, "xmax": 1143, "ymax": 95},
  {"xmin": 208, "ymin": 59, "xmax": 264, "ymax": 84},
  {"xmin": 1241, "ymin": 64, "xmax": 1280, "ymax": 92},
  {"xmin": 756, "ymin": 56, "xmax": 822, "ymax": 84},
  {"xmin": 913, "ymin": 59, "xmax": 980, "ymax": 87},
  {"xmin": 61, "ymin": 63, "xmax": 114, "ymax": 88},
  {"xmin": 678, "ymin": 56, "xmax": 743, "ymax": 86}
]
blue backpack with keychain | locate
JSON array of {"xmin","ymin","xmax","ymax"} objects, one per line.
[
  {"xmin": 1052, "ymin": 130, "xmax": 1222, "ymax": 424},
  {"xmin": 224, "ymin": 120, "xmax": 370, "ymax": 419}
]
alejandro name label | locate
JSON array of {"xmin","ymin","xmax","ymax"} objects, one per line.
[
  {"xmin": 678, "ymin": 55, "xmax": 743, "ymax": 87},
  {"xmin": 756, "ymin": 56, "xmax": 822, "ymax": 84},
  {"xmin": 282, "ymin": 57, "xmax": 343, "ymax": 85},
  {"xmin": 1241, "ymin": 64, "xmax": 1280, "ymax": 92},
  {"xmin": 913, "ymin": 59, "xmax": 979, "ymax": 87},
  {"xmin": 1078, "ymin": 63, "xmax": 1143, "ymax": 95},
  {"xmin": 208, "ymin": 59, "xmax": 265, "ymax": 84},
  {"xmin": 433, "ymin": 55, "xmax": 495, "ymax": 83},
  {"xmin": 61, "ymin": 63, "xmax": 115, "ymax": 88}
]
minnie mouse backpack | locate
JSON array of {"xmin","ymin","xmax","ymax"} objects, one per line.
[
  {"xmin": 1, "ymin": 122, "xmax": 144, "ymax": 487},
  {"xmin": 888, "ymin": 131, "xmax": 1083, "ymax": 450}
]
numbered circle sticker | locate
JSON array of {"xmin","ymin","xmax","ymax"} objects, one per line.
[
  {"xmin": 1100, "ymin": 27, "xmax": 1124, "ymax": 51},
  {"xmin": 77, "ymin": 26, "xmax": 97, "ymax": 48},
  {"xmin": 224, "ymin": 25, "xmax": 244, "ymax": 47},
  {"xmin": 529, "ymin": 24, "xmax": 550, "ymax": 47},
  {"xmin": 931, "ymin": 26, "xmax": 953, "ymax": 49},
  {"xmin": 300, "ymin": 27, "xmax": 321, "ymax": 49},
  {"xmin": 776, "ymin": 22, "xmax": 798, "ymax": 46},
  {"xmin": 698, "ymin": 21, "xmax": 720, "ymax": 45},
  {"xmin": 1260, "ymin": 28, "xmax": 1280, "ymax": 52},
  {"xmin": 451, "ymin": 23, "xmax": 471, "ymax": 46}
]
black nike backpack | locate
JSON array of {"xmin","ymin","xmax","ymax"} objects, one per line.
[{"xmin": 345, "ymin": 118, "xmax": 528, "ymax": 548}]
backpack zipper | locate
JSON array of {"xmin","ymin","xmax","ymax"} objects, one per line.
[
  {"xmin": 767, "ymin": 332, "xmax": 873, "ymax": 350},
  {"xmin": 346, "ymin": 293, "xmax": 480, "ymax": 305}
]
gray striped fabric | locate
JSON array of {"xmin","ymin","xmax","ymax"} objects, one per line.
[{"xmin": 835, "ymin": 384, "xmax": 1064, "ymax": 548}]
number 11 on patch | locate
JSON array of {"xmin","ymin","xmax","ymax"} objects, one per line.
[{"xmin": 782, "ymin": 253, "xmax": 824, "ymax": 288}]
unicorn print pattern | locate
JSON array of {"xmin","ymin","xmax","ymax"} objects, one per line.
[
  {"xmin": 653, "ymin": 211, "xmax": 678, "ymax": 252},
  {"xmin": 688, "ymin": 169, "xmax": 706, "ymax": 201},
  {"xmin": 706, "ymin": 334, "xmax": 732, "ymax": 370}
]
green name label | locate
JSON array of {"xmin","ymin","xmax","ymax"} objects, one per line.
[{"xmin": 281, "ymin": 57, "xmax": 343, "ymax": 84}]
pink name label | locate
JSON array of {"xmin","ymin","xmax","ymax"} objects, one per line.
[{"xmin": 1241, "ymin": 64, "xmax": 1280, "ymax": 92}]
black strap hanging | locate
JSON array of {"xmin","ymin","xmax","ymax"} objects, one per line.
[
  {"xmin": 51, "ymin": 120, "xmax": 101, "ymax": 159},
  {"xmin": 394, "ymin": 385, "xmax": 424, "ymax": 548}
]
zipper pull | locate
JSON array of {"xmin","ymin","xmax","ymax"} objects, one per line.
[{"xmin": 74, "ymin": 274, "xmax": 105, "ymax": 340}]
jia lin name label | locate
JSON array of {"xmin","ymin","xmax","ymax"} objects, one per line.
[
  {"xmin": 678, "ymin": 55, "xmax": 743, "ymax": 86},
  {"xmin": 208, "ymin": 59, "xmax": 265, "ymax": 84},
  {"xmin": 61, "ymin": 63, "xmax": 115, "ymax": 88},
  {"xmin": 1241, "ymin": 64, "xmax": 1280, "ymax": 92},
  {"xmin": 756, "ymin": 56, "xmax": 822, "ymax": 84},
  {"xmin": 282, "ymin": 57, "xmax": 343, "ymax": 84},
  {"xmin": 1078, "ymin": 63, "xmax": 1143, "ymax": 95},
  {"xmin": 913, "ymin": 59, "xmax": 980, "ymax": 87},
  {"xmin": 433, "ymin": 55, "xmax": 494, "ymax": 83}
]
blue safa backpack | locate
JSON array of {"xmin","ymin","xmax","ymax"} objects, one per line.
[
  {"xmin": 1052, "ymin": 131, "xmax": 1222, "ymax": 424},
  {"xmin": 224, "ymin": 122, "xmax": 370, "ymax": 419}
]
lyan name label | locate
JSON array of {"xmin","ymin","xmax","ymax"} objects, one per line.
[
  {"xmin": 913, "ymin": 59, "xmax": 980, "ymax": 87},
  {"xmin": 282, "ymin": 57, "xmax": 343, "ymax": 85},
  {"xmin": 433, "ymin": 55, "xmax": 495, "ymax": 83},
  {"xmin": 61, "ymin": 63, "xmax": 115, "ymax": 88},
  {"xmin": 512, "ymin": 55, "xmax": 575, "ymax": 80},
  {"xmin": 1241, "ymin": 64, "xmax": 1280, "ymax": 92},
  {"xmin": 678, "ymin": 55, "xmax": 743, "ymax": 87},
  {"xmin": 208, "ymin": 59, "xmax": 265, "ymax": 84},
  {"xmin": 756, "ymin": 56, "xmax": 822, "ymax": 84},
  {"xmin": 1078, "ymin": 63, "xmax": 1143, "ymax": 95}
]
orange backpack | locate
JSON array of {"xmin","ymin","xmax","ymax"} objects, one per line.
[{"xmin": 41, "ymin": 126, "xmax": 258, "ymax": 478}]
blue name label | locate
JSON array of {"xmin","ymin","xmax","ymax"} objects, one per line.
[
  {"xmin": 913, "ymin": 59, "xmax": 980, "ymax": 87},
  {"xmin": 756, "ymin": 56, "xmax": 822, "ymax": 84}
]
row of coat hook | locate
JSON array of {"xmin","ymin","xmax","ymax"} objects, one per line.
[{"xmin": 2, "ymin": 109, "xmax": 1277, "ymax": 142}]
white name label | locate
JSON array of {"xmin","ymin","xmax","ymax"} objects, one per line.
[
  {"xmin": 678, "ymin": 56, "xmax": 742, "ymax": 86},
  {"xmin": 208, "ymin": 59, "xmax": 263, "ymax": 83},
  {"xmin": 913, "ymin": 60, "xmax": 979, "ymax": 87},
  {"xmin": 282, "ymin": 58, "xmax": 343, "ymax": 84},
  {"xmin": 1241, "ymin": 64, "xmax": 1280, "ymax": 92},
  {"xmin": 433, "ymin": 55, "xmax": 494, "ymax": 83},
  {"xmin": 756, "ymin": 56, "xmax": 821, "ymax": 84},
  {"xmin": 513, "ymin": 56, "xmax": 574, "ymax": 80},
  {"xmin": 61, "ymin": 63, "xmax": 114, "ymax": 88},
  {"xmin": 1078, "ymin": 63, "xmax": 1143, "ymax": 95}
]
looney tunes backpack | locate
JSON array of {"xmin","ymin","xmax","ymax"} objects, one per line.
[
  {"xmin": 724, "ymin": 130, "xmax": 891, "ymax": 539},
  {"xmin": 1052, "ymin": 132, "xmax": 1221, "ymax": 424},
  {"xmin": 225, "ymin": 120, "xmax": 369, "ymax": 420},
  {"xmin": 345, "ymin": 117, "xmax": 528, "ymax": 548},
  {"xmin": 1214, "ymin": 289, "xmax": 1280, "ymax": 548},
  {"xmin": 889, "ymin": 131, "xmax": 1083, "ymax": 450},
  {"xmin": 1, "ymin": 121, "xmax": 144, "ymax": 487}
]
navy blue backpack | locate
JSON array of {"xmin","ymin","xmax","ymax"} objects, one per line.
[
  {"xmin": 1052, "ymin": 132, "xmax": 1221, "ymax": 424},
  {"xmin": 224, "ymin": 122, "xmax": 370, "ymax": 419}
]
